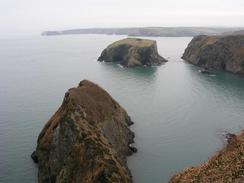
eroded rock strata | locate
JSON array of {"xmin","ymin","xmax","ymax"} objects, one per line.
[
  {"xmin": 98, "ymin": 38, "xmax": 167, "ymax": 67},
  {"xmin": 32, "ymin": 80, "xmax": 136, "ymax": 183},
  {"xmin": 170, "ymin": 131, "xmax": 244, "ymax": 183},
  {"xmin": 182, "ymin": 35, "xmax": 244, "ymax": 75}
]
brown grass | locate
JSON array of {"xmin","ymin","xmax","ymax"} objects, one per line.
[
  {"xmin": 107, "ymin": 38, "xmax": 156, "ymax": 49},
  {"xmin": 170, "ymin": 130, "xmax": 244, "ymax": 183}
]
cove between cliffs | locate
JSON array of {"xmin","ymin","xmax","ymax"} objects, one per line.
[{"xmin": 28, "ymin": 35, "xmax": 244, "ymax": 182}]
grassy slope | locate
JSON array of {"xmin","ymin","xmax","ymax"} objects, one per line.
[
  {"xmin": 107, "ymin": 38, "xmax": 155, "ymax": 49},
  {"xmin": 170, "ymin": 131, "xmax": 244, "ymax": 183}
]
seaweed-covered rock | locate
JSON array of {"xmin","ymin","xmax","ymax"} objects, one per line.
[
  {"xmin": 31, "ymin": 80, "xmax": 136, "ymax": 183},
  {"xmin": 98, "ymin": 38, "xmax": 167, "ymax": 67}
]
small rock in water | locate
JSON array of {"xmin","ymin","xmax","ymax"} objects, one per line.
[{"xmin": 31, "ymin": 151, "xmax": 38, "ymax": 163}]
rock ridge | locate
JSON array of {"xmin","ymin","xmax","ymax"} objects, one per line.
[{"xmin": 32, "ymin": 80, "xmax": 136, "ymax": 183}]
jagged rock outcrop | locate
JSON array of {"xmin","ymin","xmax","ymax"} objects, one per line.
[
  {"xmin": 170, "ymin": 131, "xmax": 244, "ymax": 183},
  {"xmin": 182, "ymin": 35, "xmax": 244, "ymax": 75},
  {"xmin": 98, "ymin": 38, "xmax": 167, "ymax": 67},
  {"xmin": 31, "ymin": 80, "xmax": 136, "ymax": 183}
]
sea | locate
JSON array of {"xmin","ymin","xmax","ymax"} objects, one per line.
[{"xmin": 0, "ymin": 34, "xmax": 244, "ymax": 183}]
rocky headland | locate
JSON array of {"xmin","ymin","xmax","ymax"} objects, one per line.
[
  {"xmin": 41, "ymin": 27, "xmax": 244, "ymax": 37},
  {"xmin": 182, "ymin": 35, "xmax": 244, "ymax": 75},
  {"xmin": 31, "ymin": 80, "xmax": 136, "ymax": 183},
  {"xmin": 170, "ymin": 131, "xmax": 244, "ymax": 183},
  {"xmin": 98, "ymin": 38, "xmax": 167, "ymax": 67}
]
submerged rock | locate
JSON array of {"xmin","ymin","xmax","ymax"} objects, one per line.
[
  {"xmin": 170, "ymin": 131, "xmax": 244, "ymax": 183},
  {"xmin": 31, "ymin": 80, "xmax": 136, "ymax": 183},
  {"xmin": 98, "ymin": 38, "xmax": 167, "ymax": 67},
  {"xmin": 182, "ymin": 35, "xmax": 244, "ymax": 75}
]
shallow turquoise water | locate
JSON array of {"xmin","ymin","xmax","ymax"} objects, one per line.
[{"xmin": 0, "ymin": 35, "xmax": 244, "ymax": 183}]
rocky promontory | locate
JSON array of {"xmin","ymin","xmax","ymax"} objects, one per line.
[
  {"xmin": 182, "ymin": 35, "xmax": 244, "ymax": 75},
  {"xmin": 170, "ymin": 131, "xmax": 244, "ymax": 183},
  {"xmin": 31, "ymin": 80, "xmax": 136, "ymax": 183},
  {"xmin": 98, "ymin": 38, "xmax": 167, "ymax": 67}
]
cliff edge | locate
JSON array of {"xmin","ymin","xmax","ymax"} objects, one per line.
[
  {"xmin": 182, "ymin": 35, "xmax": 244, "ymax": 75},
  {"xmin": 170, "ymin": 132, "xmax": 244, "ymax": 183}
]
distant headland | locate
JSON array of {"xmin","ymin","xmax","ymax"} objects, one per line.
[{"xmin": 41, "ymin": 27, "xmax": 244, "ymax": 37}]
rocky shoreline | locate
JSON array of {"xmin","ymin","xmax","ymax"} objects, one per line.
[{"xmin": 32, "ymin": 80, "xmax": 136, "ymax": 183}]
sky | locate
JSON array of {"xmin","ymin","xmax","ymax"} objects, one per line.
[{"xmin": 1, "ymin": 0, "xmax": 244, "ymax": 34}]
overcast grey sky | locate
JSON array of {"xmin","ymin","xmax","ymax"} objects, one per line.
[{"xmin": 1, "ymin": 0, "xmax": 244, "ymax": 33}]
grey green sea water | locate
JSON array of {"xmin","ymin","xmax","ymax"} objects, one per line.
[{"xmin": 0, "ymin": 34, "xmax": 244, "ymax": 183}]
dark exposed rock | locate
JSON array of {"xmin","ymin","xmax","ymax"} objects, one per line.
[
  {"xmin": 31, "ymin": 151, "xmax": 38, "ymax": 163},
  {"xmin": 199, "ymin": 67, "xmax": 212, "ymax": 74},
  {"xmin": 126, "ymin": 116, "xmax": 134, "ymax": 126},
  {"xmin": 225, "ymin": 132, "xmax": 237, "ymax": 145},
  {"xmin": 129, "ymin": 146, "xmax": 138, "ymax": 154},
  {"xmin": 98, "ymin": 38, "xmax": 167, "ymax": 67},
  {"xmin": 182, "ymin": 35, "xmax": 244, "ymax": 75},
  {"xmin": 127, "ymin": 120, "xmax": 134, "ymax": 126},
  {"xmin": 32, "ymin": 80, "xmax": 136, "ymax": 183}
]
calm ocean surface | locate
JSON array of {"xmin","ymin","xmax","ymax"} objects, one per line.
[{"xmin": 0, "ymin": 34, "xmax": 244, "ymax": 183}]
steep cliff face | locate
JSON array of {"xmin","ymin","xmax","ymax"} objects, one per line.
[
  {"xmin": 98, "ymin": 38, "xmax": 167, "ymax": 67},
  {"xmin": 182, "ymin": 35, "xmax": 244, "ymax": 75},
  {"xmin": 170, "ymin": 132, "xmax": 244, "ymax": 183},
  {"xmin": 31, "ymin": 80, "xmax": 136, "ymax": 183}
]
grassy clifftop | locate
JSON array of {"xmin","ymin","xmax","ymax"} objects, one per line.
[{"xmin": 107, "ymin": 38, "xmax": 156, "ymax": 49}]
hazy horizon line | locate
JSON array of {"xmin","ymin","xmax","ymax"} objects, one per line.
[{"xmin": 43, "ymin": 25, "xmax": 244, "ymax": 31}]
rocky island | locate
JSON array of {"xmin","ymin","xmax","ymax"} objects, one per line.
[
  {"xmin": 170, "ymin": 131, "xmax": 244, "ymax": 183},
  {"xmin": 98, "ymin": 38, "xmax": 167, "ymax": 67},
  {"xmin": 31, "ymin": 80, "xmax": 136, "ymax": 183},
  {"xmin": 182, "ymin": 35, "xmax": 244, "ymax": 75}
]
